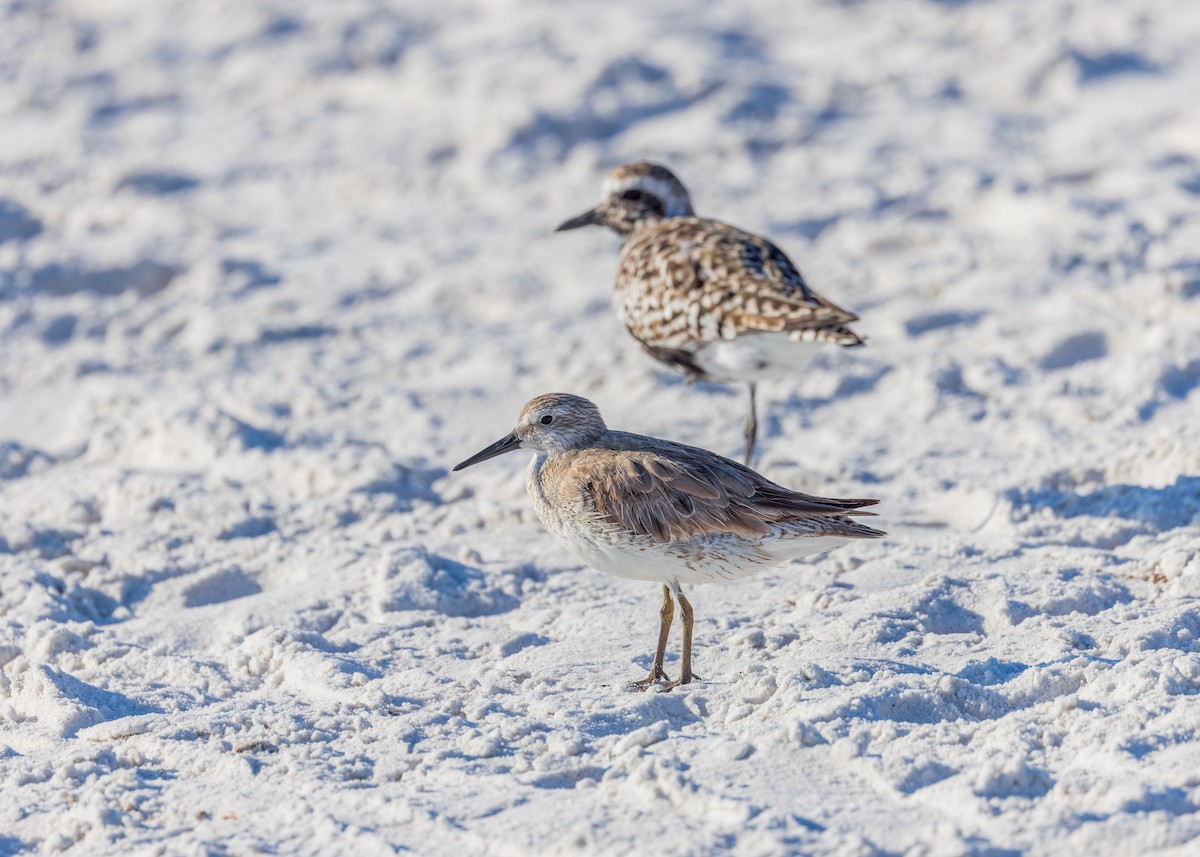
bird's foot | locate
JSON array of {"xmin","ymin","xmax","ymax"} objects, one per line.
[
  {"xmin": 660, "ymin": 672, "xmax": 701, "ymax": 692},
  {"xmin": 631, "ymin": 666, "xmax": 670, "ymax": 691}
]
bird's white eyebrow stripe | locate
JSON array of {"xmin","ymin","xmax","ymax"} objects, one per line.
[{"xmin": 602, "ymin": 175, "xmax": 693, "ymax": 216}]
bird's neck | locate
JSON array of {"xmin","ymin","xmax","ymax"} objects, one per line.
[
  {"xmin": 527, "ymin": 450, "xmax": 562, "ymax": 515},
  {"xmin": 618, "ymin": 216, "xmax": 665, "ymax": 242}
]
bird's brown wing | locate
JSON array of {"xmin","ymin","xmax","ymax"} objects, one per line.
[{"xmin": 564, "ymin": 446, "xmax": 880, "ymax": 543}]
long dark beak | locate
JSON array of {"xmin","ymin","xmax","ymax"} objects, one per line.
[
  {"xmin": 452, "ymin": 431, "xmax": 522, "ymax": 471},
  {"xmin": 554, "ymin": 207, "xmax": 603, "ymax": 232}
]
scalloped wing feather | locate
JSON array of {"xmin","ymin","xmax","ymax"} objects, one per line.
[{"xmin": 616, "ymin": 218, "xmax": 863, "ymax": 349}]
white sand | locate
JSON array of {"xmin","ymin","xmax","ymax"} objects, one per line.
[{"xmin": 2, "ymin": 0, "xmax": 1200, "ymax": 853}]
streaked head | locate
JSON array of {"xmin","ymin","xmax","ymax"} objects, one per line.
[
  {"xmin": 555, "ymin": 161, "xmax": 694, "ymax": 238},
  {"xmin": 452, "ymin": 394, "xmax": 608, "ymax": 471}
]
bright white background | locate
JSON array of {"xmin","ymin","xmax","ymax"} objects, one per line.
[{"xmin": 2, "ymin": 0, "xmax": 1199, "ymax": 853}]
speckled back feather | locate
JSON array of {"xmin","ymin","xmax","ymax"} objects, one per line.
[{"xmin": 616, "ymin": 217, "xmax": 863, "ymax": 355}]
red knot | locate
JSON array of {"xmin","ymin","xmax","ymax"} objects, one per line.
[
  {"xmin": 557, "ymin": 161, "xmax": 865, "ymax": 465},
  {"xmin": 453, "ymin": 393, "xmax": 884, "ymax": 691}
]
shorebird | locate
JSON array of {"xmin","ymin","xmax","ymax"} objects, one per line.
[
  {"xmin": 556, "ymin": 161, "xmax": 865, "ymax": 465},
  {"xmin": 452, "ymin": 393, "xmax": 884, "ymax": 690}
]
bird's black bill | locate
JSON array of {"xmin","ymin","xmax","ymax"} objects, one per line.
[
  {"xmin": 452, "ymin": 431, "xmax": 521, "ymax": 471},
  {"xmin": 554, "ymin": 207, "xmax": 603, "ymax": 232}
]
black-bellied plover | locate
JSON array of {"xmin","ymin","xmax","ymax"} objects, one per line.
[
  {"xmin": 452, "ymin": 393, "xmax": 884, "ymax": 690},
  {"xmin": 556, "ymin": 161, "xmax": 864, "ymax": 465}
]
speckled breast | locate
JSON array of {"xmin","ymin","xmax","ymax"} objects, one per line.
[{"xmin": 614, "ymin": 219, "xmax": 734, "ymax": 353}]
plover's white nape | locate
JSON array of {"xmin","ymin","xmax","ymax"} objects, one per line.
[
  {"xmin": 453, "ymin": 393, "xmax": 884, "ymax": 691},
  {"xmin": 556, "ymin": 161, "xmax": 865, "ymax": 465}
]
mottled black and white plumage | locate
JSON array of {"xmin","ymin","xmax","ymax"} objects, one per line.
[{"xmin": 557, "ymin": 161, "xmax": 865, "ymax": 464}]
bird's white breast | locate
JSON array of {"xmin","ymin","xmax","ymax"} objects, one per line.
[{"xmin": 690, "ymin": 334, "xmax": 823, "ymax": 383}]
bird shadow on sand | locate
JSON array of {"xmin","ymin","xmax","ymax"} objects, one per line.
[{"xmin": 1007, "ymin": 476, "xmax": 1200, "ymax": 532}]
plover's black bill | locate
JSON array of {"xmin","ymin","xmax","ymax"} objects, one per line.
[{"xmin": 554, "ymin": 207, "xmax": 603, "ymax": 232}]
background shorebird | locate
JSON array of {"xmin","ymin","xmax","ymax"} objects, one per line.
[
  {"xmin": 452, "ymin": 393, "xmax": 884, "ymax": 690},
  {"xmin": 556, "ymin": 161, "xmax": 865, "ymax": 465}
]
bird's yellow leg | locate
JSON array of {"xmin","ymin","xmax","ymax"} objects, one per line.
[
  {"xmin": 663, "ymin": 585, "xmax": 700, "ymax": 691},
  {"xmin": 632, "ymin": 584, "xmax": 674, "ymax": 690}
]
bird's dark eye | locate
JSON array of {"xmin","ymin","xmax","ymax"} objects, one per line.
[
  {"xmin": 540, "ymin": 414, "xmax": 554, "ymax": 425},
  {"xmin": 620, "ymin": 189, "xmax": 643, "ymax": 202}
]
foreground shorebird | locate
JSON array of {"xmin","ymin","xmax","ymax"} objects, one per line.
[
  {"xmin": 452, "ymin": 393, "xmax": 884, "ymax": 690},
  {"xmin": 556, "ymin": 162, "xmax": 865, "ymax": 464}
]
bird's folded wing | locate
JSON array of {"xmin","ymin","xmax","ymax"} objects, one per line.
[
  {"xmin": 662, "ymin": 228, "xmax": 859, "ymax": 339},
  {"xmin": 580, "ymin": 449, "xmax": 879, "ymax": 543}
]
